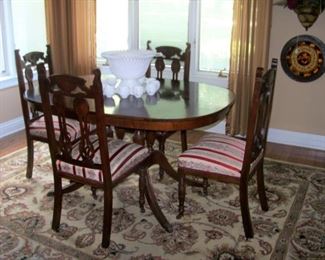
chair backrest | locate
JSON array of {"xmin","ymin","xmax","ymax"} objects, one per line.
[
  {"xmin": 241, "ymin": 58, "xmax": 278, "ymax": 177},
  {"xmin": 37, "ymin": 63, "xmax": 112, "ymax": 185},
  {"xmin": 15, "ymin": 45, "xmax": 53, "ymax": 124},
  {"xmin": 146, "ymin": 40, "xmax": 191, "ymax": 81}
]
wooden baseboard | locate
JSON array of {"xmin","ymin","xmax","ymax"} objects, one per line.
[{"xmin": 0, "ymin": 116, "xmax": 24, "ymax": 138}]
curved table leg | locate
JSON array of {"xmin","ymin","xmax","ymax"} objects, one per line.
[
  {"xmin": 151, "ymin": 150, "xmax": 203, "ymax": 187},
  {"xmin": 131, "ymin": 130, "xmax": 204, "ymax": 188},
  {"xmin": 142, "ymin": 167, "xmax": 173, "ymax": 233}
]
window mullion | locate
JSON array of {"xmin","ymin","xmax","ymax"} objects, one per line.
[
  {"xmin": 188, "ymin": 0, "xmax": 199, "ymax": 81},
  {"xmin": 129, "ymin": 0, "xmax": 139, "ymax": 49}
]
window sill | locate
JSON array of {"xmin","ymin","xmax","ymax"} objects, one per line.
[
  {"xmin": 0, "ymin": 76, "xmax": 18, "ymax": 90},
  {"xmin": 0, "ymin": 69, "xmax": 41, "ymax": 90}
]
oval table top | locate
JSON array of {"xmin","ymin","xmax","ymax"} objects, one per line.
[{"xmin": 25, "ymin": 78, "xmax": 235, "ymax": 132}]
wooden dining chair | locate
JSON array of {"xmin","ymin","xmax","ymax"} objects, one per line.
[
  {"xmin": 15, "ymin": 45, "xmax": 54, "ymax": 178},
  {"xmin": 36, "ymin": 63, "xmax": 172, "ymax": 248},
  {"xmin": 176, "ymin": 59, "xmax": 278, "ymax": 239},
  {"xmin": 146, "ymin": 40, "xmax": 191, "ymax": 179},
  {"xmin": 146, "ymin": 40, "xmax": 191, "ymax": 81},
  {"xmin": 15, "ymin": 45, "xmax": 86, "ymax": 179}
]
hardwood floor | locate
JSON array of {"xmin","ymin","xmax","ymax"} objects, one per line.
[
  {"xmin": 0, "ymin": 130, "xmax": 28, "ymax": 157},
  {"xmin": 1, "ymin": 129, "xmax": 325, "ymax": 168}
]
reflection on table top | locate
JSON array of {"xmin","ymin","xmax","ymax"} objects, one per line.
[{"xmin": 25, "ymin": 78, "xmax": 235, "ymax": 131}]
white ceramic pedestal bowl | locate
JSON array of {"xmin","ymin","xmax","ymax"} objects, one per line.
[{"xmin": 101, "ymin": 50, "xmax": 155, "ymax": 97}]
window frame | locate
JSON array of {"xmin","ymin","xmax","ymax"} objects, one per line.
[
  {"xmin": 1, "ymin": 0, "xmax": 231, "ymax": 89},
  {"xmin": 0, "ymin": 0, "xmax": 20, "ymax": 89},
  {"xmin": 0, "ymin": 0, "xmax": 16, "ymax": 82},
  {"xmin": 0, "ymin": 0, "xmax": 46, "ymax": 90}
]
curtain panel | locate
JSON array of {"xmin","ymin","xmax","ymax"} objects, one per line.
[
  {"xmin": 45, "ymin": 0, "xmax": 96, "ymax": 75},
  {"xmin": 226, "ymin": 0, "xmax": 273, "ymax": 136}
]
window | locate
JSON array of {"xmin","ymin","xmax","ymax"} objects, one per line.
[
  {"xmin": 96, "ymin": 0, "xmax": 128, "ymax": 62},
  {"xmin": 11, "ymin": 0, "xmax": 46, "ymax": 55},
  {"xmin": 139, "ymin": 0, "xmax": 188, "ymax": 50},
  {"xmin": 199, "ymin": 1, "xmax": 233, "ymax": 73},
  {"xmin": 96, "ymin": 0, "xmax": 234, "ymax": 86},
  {"xmin": 0, "ymin": 0, "xmax": 46, "ymax": 89}
]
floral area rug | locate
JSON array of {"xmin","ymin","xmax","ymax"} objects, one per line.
[{"xmin": 0, "ymin": 140, "xmax": 324, "ymax": 259}]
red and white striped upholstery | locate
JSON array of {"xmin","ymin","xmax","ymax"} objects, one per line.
[
  {"xmin": 29, "ymin": 115, "xmax": 93, "ymax": 141},
  {"xmin": 56, "ymin": 137, "xmax": 149, "ymax": 183},
  {"xmin": 178, "ymin": 133, "xmax": 246, "ymax": 178}
]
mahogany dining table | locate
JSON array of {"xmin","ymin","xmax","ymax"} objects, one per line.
[{"xmin": 25, "ymin": 78, "xmax": 235, "ymax": 181}]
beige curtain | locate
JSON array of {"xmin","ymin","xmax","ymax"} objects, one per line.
[
  {"xmin": 226, "ymin": 0, "xmax": 272, "ymax": 135},
  {"xmin": 45, "ymin": 0, "xmax": 96, "ymax": 75}
]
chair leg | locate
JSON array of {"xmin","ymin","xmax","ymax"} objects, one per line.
[
  {"xmin": 102, "ymin": 188, "xmax": 113, "ymax": 248},
  {"xmin": 115, "ymin": 127, "xmax": 125, "ymax": 140},
  {"xmin": 203, "ymin": 178, "xmax": 209, "ymax": 196},
  {"xmin": 91, "ymin": 187, "xmax": 98, "ymax": 200},
  {"xmin": 139, "ymin": 170, "xmax": 146, "ymax": 213},
  {"xmin": 157, "ymin": 135, "xmax": 167, "ymax": 180},
  {"xmin": 239, "ymin": 181, "xmax": 254, "ymax": 239},
  {"xmin": 26, "ymin": 138, "xmax": 34, "ymax": 179},
  {"xmin": 180, "ymin": 130, "xmax": 187, "ymax": 151},
  {"xmin": 106, "ymin": 125, "xmax": 114, "ymax": 138},
  {"xmin": 52, "ymin": 176, "xmax": 63, "ymax": 232},
  {"xmin": 177, "ymin": 169, "xmax": 186, "ymax": 219},
  {"xmin": 257, "ymin": 162, "xmax": 269, "ymax": 211}
]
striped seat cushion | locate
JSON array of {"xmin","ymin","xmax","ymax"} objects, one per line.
[
  {"xmin": 29, "ymin": 115, "xmax": 93, "ymax": 141},
  {"xmin": 178, "ymin": 133, "xmax": 246, "ymax": 178},
  {"xmin": 56, "ymin": 137, "xmax": 149, "ymax": 183}
]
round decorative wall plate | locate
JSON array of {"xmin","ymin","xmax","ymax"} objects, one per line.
[{"xmin": 280, "ymin": 35, "xmax": 325, "ymax": 82}]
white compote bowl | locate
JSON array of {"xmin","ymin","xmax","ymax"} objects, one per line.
[{"xmin": 101, "ymin": 50, "xmax": 156, "ymax": 98}]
